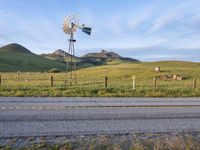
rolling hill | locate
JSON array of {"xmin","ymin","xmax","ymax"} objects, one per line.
[
  {"xmin": 82, "ymin": 50, "xmax": 140, "ymax": 65},
  {"xmin": 43, "ymin": 49, "xmax": 140, "ymax": 68},
  {"xmin": 0, "ymin": 44, "xmax": 66, "ymax": 72}
]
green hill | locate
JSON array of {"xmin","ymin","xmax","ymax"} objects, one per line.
[{"xmin": 0, "ymin": 43, "xmax": 66, "ymax": 72}]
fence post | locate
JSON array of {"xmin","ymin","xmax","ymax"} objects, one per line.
[
  {"xmin": 17, "ymin": 71, "xmax": 20, "ymax": 82},
  {"xmin": 105, "ymin": 76, "xmax": 108, "ymax": 88},
  {"xmin": 153, "ymin": 77, "xmax": 157, "ymax": 89},
  {"xmin": 0, "ymin": 74, "xmax": 1, "ymax": 86},
  {"xmin": 51, "ymin": 76, "xmax": 54, "ymax": 87},
  {"xmin": 193, "ymin": 77, "xmax": 197, "ymax": 89},
  {"xmin": 132, "ymin": 76, "xmax": 136, "ymax": 90}
]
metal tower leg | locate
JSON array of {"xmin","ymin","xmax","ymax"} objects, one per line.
[{"xmin": 66, "ymin": 32, "xmax": 77, "ymax": 86}]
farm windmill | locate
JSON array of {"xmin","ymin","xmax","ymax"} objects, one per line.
[{"xmin": 63, "ymin": 14, "xmax": 92, "ymax": 85}]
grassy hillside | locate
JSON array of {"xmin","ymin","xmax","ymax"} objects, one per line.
[
  {"xmin": 0, "ymin": 61, "xmax": 200, "ymax": 97},
  {"xmin": 0, "ymin": 44, "xmax": 66, "ymax": 72},
  {"xmin": 75, "ymin": 61, "xmax": 200, "ymax": 87}
]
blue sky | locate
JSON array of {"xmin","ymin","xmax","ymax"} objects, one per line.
[{"xmin": 0, "ymin": 0, "xmax": 200, "ymax": 61}]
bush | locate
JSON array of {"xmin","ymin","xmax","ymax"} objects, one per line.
[{"xmin": 48, "ymin": 68, "xmax": 61, "ymax": 73}]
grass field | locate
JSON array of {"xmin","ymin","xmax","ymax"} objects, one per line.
[{"xmin": 0, "ymin": 61, "xmax": 200, "ymax": 97}]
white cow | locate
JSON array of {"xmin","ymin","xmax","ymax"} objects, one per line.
[{"xmin": 155, "ymin": 67, "xmax": 160, "ymax": 72}]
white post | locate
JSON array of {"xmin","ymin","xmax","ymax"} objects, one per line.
[{"xmin": 132, "ymin": 76, "xmax": 136, "ymax": 90}]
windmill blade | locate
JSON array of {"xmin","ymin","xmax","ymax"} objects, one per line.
[
  {"xmin": 63, "ymin": 14, "xmax": 79, "ymax": 35},
  {"xmin": 82, "ymin": 27, "xmax": 92, "ymax": 35}
]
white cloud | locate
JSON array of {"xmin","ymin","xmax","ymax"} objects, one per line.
[
  {"xmin": 149, "ymin": 0, "xmax": 200, "ymax": 33},
  {"xmin": 0, "ymin": 10, "xmax": 16, "ymax": 17},
  {"xmin": 149, "ymin": 14, "xmax": 179, "ymax": 32},
  {"xmin": 128, "ymin": 13, "xmax": 150, "ymax": 29}
]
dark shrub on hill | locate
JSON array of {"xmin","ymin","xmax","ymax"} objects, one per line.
[{"xmin": 48, "ymin": 68, "xmax": 61, "ymax": 73}]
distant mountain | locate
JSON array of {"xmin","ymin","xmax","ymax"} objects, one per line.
[
  {"xmin": 83, "ymin": 50, "xmax": 121, "ymax": 58},
  {"xmin": 41, "ymin": 49, "xmax": 80, "ymax": 65},
  {"xmin": 0, "ymin": 44, "xmax": 65, "ymax": 72},
  {"xmin": 42, "ymin": 49, "xmax": 74, "ymax": 58},
  {"xmin": 82, "ymin": 50, "xmax": 140, "ymax": 65}
]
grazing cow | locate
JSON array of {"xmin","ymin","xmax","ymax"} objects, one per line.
[
  {"xmin": 177, "ymin": 76, "xmax": 183, "ymax": 81},
  {"xmin": 159, "ymin": 74, "xmax": 184, "ymax": 80},
  {"xmin": 155, "ymin": 67, "xmax": 160, "ymax": 72},
  {"xmin": 173, "ymin": 74, "xmax": 177, "ymax": 80},
  {"xmin": 173, "ymin": 74, "xmax": 183, "ymax": 80}
]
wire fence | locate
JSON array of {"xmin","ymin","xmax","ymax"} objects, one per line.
[{"xmin": 0, "ymin": 72, "xmax": 198, "ymax": 90}]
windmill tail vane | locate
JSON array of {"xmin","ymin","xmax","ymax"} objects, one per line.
[{"xmin": 81, "ymin": 27, "xmax": 92, "ymax": 35}]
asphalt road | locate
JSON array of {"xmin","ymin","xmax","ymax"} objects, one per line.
[{"xmin": 1, "ymin": 97, "xmax": 200, "ymax": 137}]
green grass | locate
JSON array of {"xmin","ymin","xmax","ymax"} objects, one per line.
[{"xmin": 0, "ymin": 61, "xmax": 200, "ymax": 97}]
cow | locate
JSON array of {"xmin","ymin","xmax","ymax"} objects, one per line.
[{"xmin": 155, "ymin": 67, "xmax": 160, "ymax": 72}]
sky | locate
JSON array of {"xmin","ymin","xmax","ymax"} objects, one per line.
[{"xmin": 0, "ymin": 0, "xmax": 200, "ymax": 61}]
